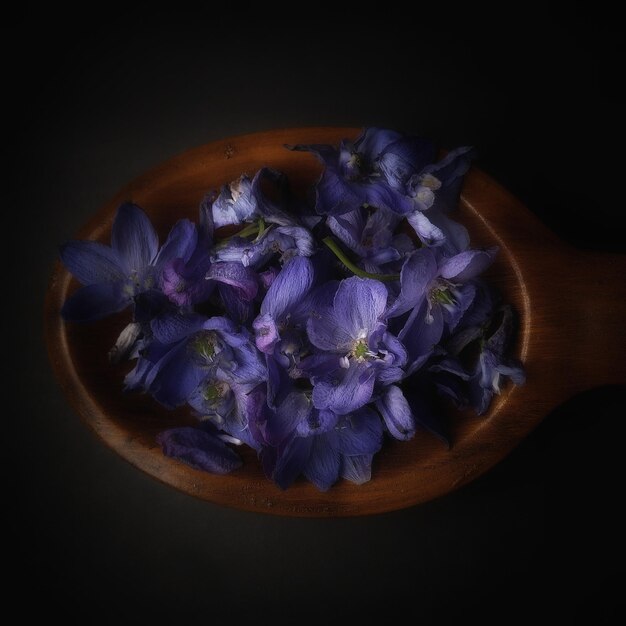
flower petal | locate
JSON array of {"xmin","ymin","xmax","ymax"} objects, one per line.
[
  {"xmin": 332, "ymin": 407, "xmax": 383, "ymax": 455},
  {"xmin": 111, "ymin": 203, "xmax": 159, "ymax": 271},
  {"xmin": 60, "ymin": 240, "xmax": 125, "ymax": 285},
  {"xmin": 252, "ymin": 312, "xmax": 280, "ymax": 354},
  {"xmin": 387, "ymin": 248, "xmax": 437, "ymax": 318},
  {"xmin": 206, "ymin": 262, "xmax": 258, "ymax": 300},
  {"xmin": 312, "ymin": 360, "xmax": 375, "ymax": 415},
  {"xmin": 375, "ymin": 385, "xmax": 416, "ymax": 441},
  {"xmin": 218, "ymin": 283, "xmax": 256, "ymax": 325},
  {"xmin": 303, "ymin": 437, "xmax": 341, "ymax": 491},
  {"xmin": 407, "ymin": 210, "xmax": 446, "ymax": 246},
  {"xmin": 341, "ymin": 454, "xmax": 374, "ymax": 485},
  {"xmin": 378, "ymin": 136, "xmax": 436, "ymax": 191},
  {"xmin": 296, "ymin": 408, "xmax": 339, "ymax": 437},
  {"xmin": 306, "ymin": 309, "xmax": 353, "ymax": 352},
  {"xmin": 400, "ymin": 301, "xmax": 444, "ymax": 371},
  {"xmin": 354, "ymin": 127, "xmax": 403, "ymax": 157},
  {"xmin": 150, "ymin": 311, "xmax": 206, "ymax": 344},
  {"xmin": 150, "ymin": 342, "xmax": 207, "ymax": 408},
  {"xmin": 314, "ymin": 167, "xmax": 366, "ymax": 216},
  {"xmin": 157, "ymin": 427, "xmax": 242, "ymax": 474},
  {"xmin": 271, "ymin": 436, "xmax": 313, "ymax": 490},
  {"xmin": 260, "ymin": 256, "xmax": 314, "ymax": 321},
  {"xmin": 153, "ymin": 219, "xmax": 198, "ymax": 273},
  {"xmin": 334, "ymin": 277, "xmax": 388, "ymax": 339},
  {"xmin": 440, "ymin": 247, "xmax": 498, "ymax": 282},
  {"xmin": 61, "ymin": 282, "xmax": 129, "ymax": 322}
]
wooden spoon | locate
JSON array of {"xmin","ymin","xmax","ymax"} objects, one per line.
[{"xmin": 44, "ymin": 128, "xmax": 626, "ymax": 516}]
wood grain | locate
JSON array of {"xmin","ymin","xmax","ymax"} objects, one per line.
[{"xmin": 44, "ymin": 128, "xmax": 626, "ymax": 516}]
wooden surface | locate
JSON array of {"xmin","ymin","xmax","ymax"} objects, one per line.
[{"xmin": 44, "ymin": 128, "xmax": 626, "ymax": 516}]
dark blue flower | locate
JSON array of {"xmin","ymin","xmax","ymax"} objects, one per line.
[
  {"xmin": 257, "ymin": 391, "xmax": 383, "ymax": 490},
  {"xmin": 127, "ymin": 315, "xmax": 265, "ymax": 409},
  {"xmin": 468, "ymin": 306, "xmax": 526, "ymax": 414},
  {"xmin": 327, "ymin": 205, "xmax": 415, "ymax": 271},
  {"xmin": 61, "ymin": 203, "xmax": 197, "ymax": 322},
  {"xmin": 388, "ymin": 246, "xmax": 497, "ymax": 375},
  {"xmin": 291, "ymin": 128, "xmax": 418, "ymax": 216}
]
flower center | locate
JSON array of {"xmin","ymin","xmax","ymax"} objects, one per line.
[
  {"xmin": 430, "ymin": 286, "xmax": 455, "ymax": 306},
  {"xmin": 190, "ymin": 330, "xmax": 221, "ymax": 362},
  {"xmin": 419, "ymin": 174, "xmax": 442, "ymax": 190},
  {"xmin": 353, "ymin": 340, "xmax": 369, "ymax": 359},
  {"xmin": 202, "ymin": 381, "xmax": 229, "ymax": 406}
]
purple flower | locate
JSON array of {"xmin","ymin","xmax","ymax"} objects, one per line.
[
  {"xmin": 327, "ymin": 205, "xmax": 415, "ymax": 271},
  {"xmin": 468, "ymin": 306, "xmax": 526, "ymax": 414},
  {"xmin": 291, "ymin": 128, "xmax": 418, "ymax": 216},
  {"xmin": 257, "ymin": 391, "xmax": 383, "ymax": 490},
  {"xmin": 127, "ymin": 315, "xmax": 265, "ymax": 410},
  {"xmin": 252, "ymin": 256, "xmax": 320, "ymax": 406},
  {"xmin": 388, "ymin": 246, "xmax": 497, "ymax": 374},
  {"xmin": 61, "ymin": 203, "xmax": 197, "ymax": 322},
  {"xmin": 306, "ymin": 277, "xmax": 409, "ymax": 421},
  {"xmin": 209, "ymin": 168, "xmax": 293, "ymax": 228}
]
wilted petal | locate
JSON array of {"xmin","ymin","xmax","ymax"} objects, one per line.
[
  {"xmin": 111, "ymin": 203, "xmax": 159, "ymax": 271},
  {"xmin": 341, "ymin": 454, "xmax": 374, "ymax": 485},
  {"xmin": 211, "ymin": 175, "xmax": 257, "ymax": 228},
  {"xmin": 108, "ymin": 322, "xmax": 142, "ymax": 364},
  {"xmin": 61, "ymin": 282, "xmax": 129, "ymax": 322},
  {"xmin": 375, "ymin": 385, "xmax": 416, "ymax": 441},
  {"xmin": 407, "ymin": 210, "xmax": 446, "ymax": 246},
  {"xmin": 60, "ymin": 240, "xmax": 125, "ymax": 285},
  {"xmin": 157, "ymin": 427, "xmax": 242, "ymax": 474}
]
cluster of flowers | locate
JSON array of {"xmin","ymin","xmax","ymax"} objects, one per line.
[{"xmin": 60, "ymin": 129, "xmax": 524, "ymax": 490}]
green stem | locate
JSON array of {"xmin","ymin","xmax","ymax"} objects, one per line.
[
  {"xmin": 214, "ymin": 222, "xmax": 260, "ymax": 249},
  {"xmin": 234, "ymin": 222, "xmax": 260, "ymax": 238},
  {"xmin": 257, "ymin": 217, "xmax": 266, "ymax": 239},
  {"xmin": 322, "ymin": 237, "xmax": 400, "ymax": 282}
]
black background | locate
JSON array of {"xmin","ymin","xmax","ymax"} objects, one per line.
[{"xmin": 9, "ymin": 13, "xmax": 624, "ymax": 622}]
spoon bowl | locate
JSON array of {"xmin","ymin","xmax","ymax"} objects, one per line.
[{"xmin": 45, "ymin": 128, "xmax": 626, "ymax": 516}]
